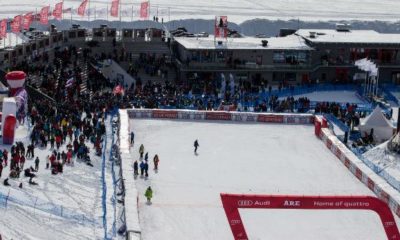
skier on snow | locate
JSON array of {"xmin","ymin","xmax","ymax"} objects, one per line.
[{"xmin": 194, "ymin": 140, "xmax": 199, "ymax": 154}]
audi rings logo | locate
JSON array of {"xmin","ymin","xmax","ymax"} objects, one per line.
[
  {"xmin": 238, "ymin": 200, "xmax": 253, "ymax": 207},
  {"xmin": 230, "ymin": 219, "xmax": 241, "ymax": 225},
  {"xmin": 385, "ymin": 221, "xmax": 395, "ymax": 227}
]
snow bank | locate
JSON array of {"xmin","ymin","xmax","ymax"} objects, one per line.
[
  {"xmin": 316, "ymin": 116, "xmax": 400, "ymax": 218},
  {"xmin": 119, "ymin": 110, "xmax": 141, "ymax": 239}
]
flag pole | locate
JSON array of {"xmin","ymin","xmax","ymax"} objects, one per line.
[
  {"xmin": 107, "ymin": 2, "xmax": 109, "ymax": 22},
  {"xmin": 88, "ymin": 0, "xmax": 90, "ymax": 23},
  {"xmin": 119, "ymin": 0, "xmax": 122, "ymax": 36},
  {"xmin": 62, "ymin": 1, "xmax": 64, "ymax": 20},
  {"xmin": 131, "ymin": 4, "xmax": 134, "ymax": 22}
]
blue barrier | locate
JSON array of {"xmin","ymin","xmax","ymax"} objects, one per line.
[
  {"xmin": 350, "ymin": 147, "xmax": 400, "ymax": 192},
  {"xmin": 110, "ymin": 113, "xmax": 118, "ymax": 238},
  {"xmin": 0, "ymin": 189, "xmax": 98, "ymax": 225},
  {"xmin": 323, "ymin": 113, "xmax": 350, "ymax": 133},
  {"xmin": 382, "ymin": 84, "xmax": 400, "ymax": 106},
  {"xmin": 101, "ymin": 121, "xmax": 108, "ymax": 239}
]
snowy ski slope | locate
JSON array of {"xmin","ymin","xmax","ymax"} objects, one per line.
[
  {"xmin": 129, "ymin": 119, "xmax": 397, "ymax": 240},
  {"xmin": 0, "ymin": 0, "xmax": 399, "ymax": 23}
]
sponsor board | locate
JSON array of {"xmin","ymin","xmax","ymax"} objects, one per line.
[
  {"xmin": 153, "ymin": 110, "xmax": 178, "ymax": 119},
  {"xmin": 367, "ymin": 178, "xmax": 375, "ymax": 191},
  {"xmin": 344, "ymin": 158, "xmax": 351, "ymax": 169},
  {"xmin": 381, "ymin": 191, "xmax": 390, "ymax": 204},
  {"xmin": 205, "ymin": 112, "xmax": 232, "ymax": 121},
  {"xmin": 231, "ymin": 113, "xmax": 257, "ymax": 122},
  {"xmin": 178, "ymin": 112, "xmax": 192, "ymax": 119},
  {"xmin": 355, "ymin": 168, "xmax": 363, "ymax": 181},
  {"xmin": 257, "ymin": 114, "xmax": 284, "ymax": 123},
  {"xmin": 335, "ymin": 147, "xmax": 342, "ymax": 158},
  {"xmin": 326, "ymin": 139, "xmax": 333, "ymax": 149}
]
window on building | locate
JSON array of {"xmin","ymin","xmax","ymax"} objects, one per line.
[{"xmin": 273, "ymin": 51, "xmax": 285, "ymax": 63}]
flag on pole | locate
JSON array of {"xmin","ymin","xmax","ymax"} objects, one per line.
[
  {"xmin": 110, "ymin": 0, "xmax": 119, "ymax": 17},
  {"xmin": 23, "ymin": 12, "xmax": 33, "ymax": 30},
  {"xmin": 11, "ymin": 15, "xmax": 22, "ymax": 33},
  {"xmin": 40, "ymin": 6, "xmax": 50, "ymax": 25},
  {"xmin": 78, "ymin": 0, "xmax": 89, "ymax": 16},
  {"xmin": 53, "ymin": 2, "xmax": 63, "ymax": 20},
  {"xmin": 140, "ymin": 1, "xmax": 149, "ymax": 19},
  {"xmin": 0, "ymin": 19, "xmax": 7, "ymax": 38},
  {"xmin": 63, "ymin": 7, "xmax": 72, "ymax": 14}
]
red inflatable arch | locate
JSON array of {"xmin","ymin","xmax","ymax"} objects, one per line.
[{"xmin": 220, "ymin": 194, "xmax": 400, "ymax": 240}]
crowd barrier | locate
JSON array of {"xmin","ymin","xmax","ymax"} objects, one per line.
[
  {"xmin": 101, "ymin": 116, "xmax": 109, "ymax": 239},
  {"xmin": 315, "ymin": 116, "xmax": 400, "ymax": 218},
  {"xmin": 0, "ymin": 189, "xmax": 98, "ymax": 226},
  {"xmin": 119, "ymin": 110, "xmax": 141, "ymax": 240},
  {"xmin": 127, "ymin": 109, "xmax": 315, "ymax": 124}
]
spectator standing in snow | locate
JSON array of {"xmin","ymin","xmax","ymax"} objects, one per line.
[
  {"xmin": 145, "ymin": 186, "xmax": 153, "ymax": 203},
  {"xmin": 139, "ymin": 144, "xmax": 144, "ymax": 159},
  {"xmin": 140, "ymin": 161, "xmax": 145, "ymax": 176},
  {"xmin": 130, "ymin": 131, "xmax": 135, "ymax": 145},
  {"xmin": 133, "ymin": 160, "xmax": 138, "ymax": 176},
  {"xmin": 194, "ymin": 140, "xmax": 199, "ymax": 154},
  {"xmin": 34, "ymin": 157, "xmax": 40, "ymax": 171},
  {"xmin": 153, "ymin": 154, "xmax": 159, "ymax": 171},
  {"xmin": 144, "ymin": 161, "xmax": 149, "ymax": 177}
]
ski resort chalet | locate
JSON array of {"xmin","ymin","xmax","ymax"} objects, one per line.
[{"xmin": 172, "ymin": 25, "xmax": 400, "ymax": 85}]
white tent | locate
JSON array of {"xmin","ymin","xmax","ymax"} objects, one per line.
[{"xmin": 359, "ymin": 106, "xmax": 396, "ymax": 143}]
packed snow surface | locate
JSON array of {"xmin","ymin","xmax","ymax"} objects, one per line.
[
  {"xmin": 1, "ymin": 0, "xmax": 400, "ymax": 23},
  {"xmin": 280, "ymin": 90, "xmax": 365, "ymax": 104},
  {"xmin": 130, "ymin": 119, "xmax": 391, "ymax": 240}
]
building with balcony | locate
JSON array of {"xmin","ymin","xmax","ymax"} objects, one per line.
[{"xmin": 172, "ymin": 26, "xmax": 400, "ymax": 85}]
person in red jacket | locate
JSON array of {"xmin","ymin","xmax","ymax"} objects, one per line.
[
  {"xmin": 20, "ymin": 155, "xmax": 25, "ymax": 169},
  {"xmin": 66, "ymin": 150, "xmax": 72, "ymax": 164},
  {"xmin": 55, "ymin": 135, "xmax": 62, "ymax": 149}
]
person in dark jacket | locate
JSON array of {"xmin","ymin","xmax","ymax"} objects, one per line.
[
  {"xmin": 144, "ymin": 161, "xmax": 149, "ymax": 177},
  {"xmin": 130, "ymin": 131, "xmax": 135, "ymax": 145},
  {"xmin": 133, "ymin": 160, "xmax": 138, "ymax": 176},
  {"xmin": 140, "ymin": 161, "xmax": 145, "ymax": 176},
  {"xmin": 194, "ymin": 140, "xmax": 199, "ymax": 154}
]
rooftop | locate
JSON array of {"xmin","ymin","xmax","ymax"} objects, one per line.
[
  {"xmin": 174, "ymin": 35, "xmax": 313, "ymax": 51},
  {"xmin": 296, "ymin": 29, "xmax": 400, "ymax": 45}
]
